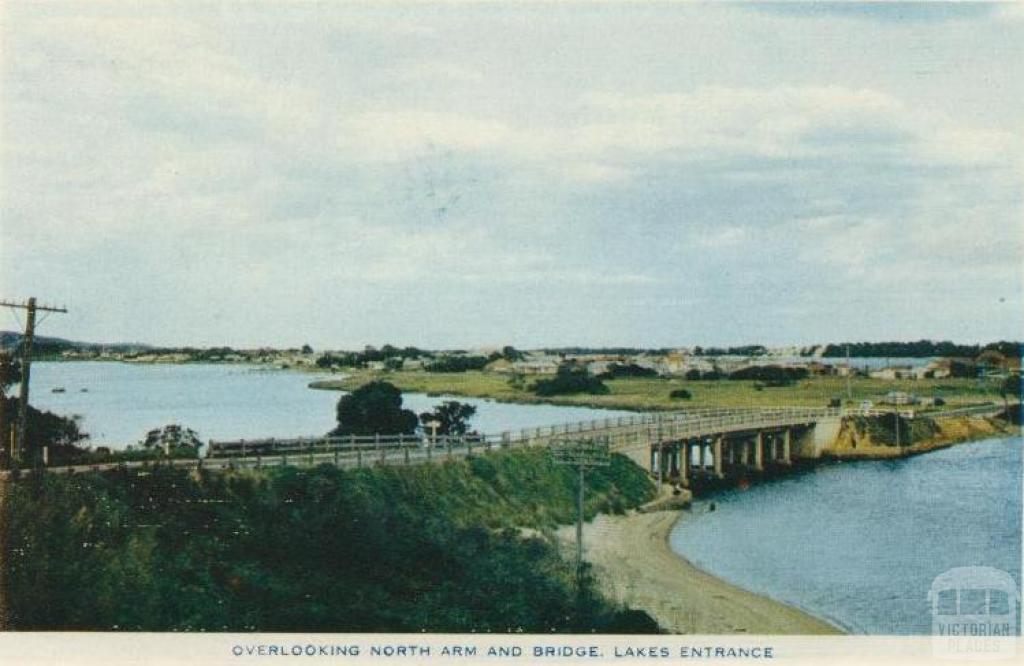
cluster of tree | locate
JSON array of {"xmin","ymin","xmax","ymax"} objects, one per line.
[
  {"xmin": 597, "ymin": 363, "xmax": 659, "ymax": 380},
  {"xmin": 330, "ymin": 381, "xmax": 419, "ymax": 436},
  {"xmin": 1, "ymin": 396, "xmax": 91, "ymax": 467},
  {"xmin": 419, "ymin": 401, "xmax": 477, "ymax": 436},
  {"xmin": 532, "ymin": 364, "xmax": 610, "ymax": 397},
  {"xmin": 317, "ymin": 345, "xmax": 428, "ymax": 370},
  {"xmin": 494, "ymin": 345, "xmax": 525, "ymax": 362},
  {"xmin": 727, "ymin": 365, "xmax": 809, "ymax": 384},
  {"xmin": 1, "ymin": 449, "xmax": 659, "ymax": 632},
  {"xmin": 821, "ymin": 340, "xmax": 1022, "ymax": 359},
  {"xmin": 425, "ymin": 355, "xmax": 491, "ymax": 373},
  {"xmin": 330, "ymin": 381, "xmax": 478, "ymax": 437},
  {"xmin": 140, "ymin": 425, "xmax": 202, "ymax": 453},
  {"xmin": 692, "ymin": 345, "xmax": 768, "ymax": 357}
]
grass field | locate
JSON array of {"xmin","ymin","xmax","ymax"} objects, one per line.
[{"xmin": 310, "ymin": 370, "xmax": 1004, "ymax": 412}]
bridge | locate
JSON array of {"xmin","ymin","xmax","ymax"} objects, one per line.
[{"xmin": 3, "ymin": 406, "xmax": 855, "ymax": 483}]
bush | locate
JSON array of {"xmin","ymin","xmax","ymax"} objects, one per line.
[
  {"xmin": 669, "ymin": 389, "xmax": 692, "ymax": 400},
  {"xmin": 1, "ymin": 450, "xmax": 657, "ymax": 632},
  {"xmin": 425, "ymin": 356, "xmax": 490, "ymax": 373}
]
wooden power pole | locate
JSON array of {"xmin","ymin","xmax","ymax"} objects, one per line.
[
  {"xmin": 551, "ymin": 435, "xmax": 611, "ymax": 583},
  {"xmin": 0, "ymin": 298, "xmax": 67, "ymax": 465}
]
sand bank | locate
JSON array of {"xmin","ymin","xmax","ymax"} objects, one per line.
[{"xmin": 559, "ymin": 510, "xmax": 841, "ymax": 635}]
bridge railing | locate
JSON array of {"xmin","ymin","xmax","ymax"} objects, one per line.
[{"xmin": 206, "ymin": 406, "xmax": 840, "ymax": 458}]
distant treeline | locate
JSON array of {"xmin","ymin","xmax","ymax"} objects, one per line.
[
  {"xmin": 819, "ymin": 340, "xmax": 1022, "ymax": 359},
  {"xmin": 1, "ymin": 449, "xmax": 659, "ymax": 633}
]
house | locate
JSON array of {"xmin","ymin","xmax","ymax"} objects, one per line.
[
  {"xmin": 870, "ymin": 366, "xmax": 916, "ymax": 381},
  {"xmin": 510, "ymin": 359, "xmax": 560, "ymax": 375}
]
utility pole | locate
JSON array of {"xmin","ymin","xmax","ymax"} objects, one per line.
[
  {"xmin": 0, "ymin": 298, "xmax": 68, "ymax": 465},
  {"xmin": 846, "ymin": 343, "xmax": 852, "ymax": 403},
  {"xmin": 551, "ymin": 435, "xmax": 610, "ymax": 583}
]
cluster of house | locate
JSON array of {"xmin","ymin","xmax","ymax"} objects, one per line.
[{"xmin": 58, "ymin": 345, "xmax": 1020, "ymax": 380}]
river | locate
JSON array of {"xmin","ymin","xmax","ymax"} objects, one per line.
[
  {"xmin": 28, "ymin": 361, "xmax": 636, "ymax": 446},
  {"xmin": 669, "ymin": 434, "xmax": 1023, "ymax": 634}
]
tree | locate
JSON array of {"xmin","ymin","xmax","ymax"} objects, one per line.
[
  {"xmin": 998, "ymin": 374, "xmax": 1022, "ymax": 414},
  {"xmin": 1, "ymin": 353, "xmax": 21, "ymax": 392},
  {"xmin": 502, "ymin": 345, "xmax": 525, "ymax": 362},
  {"xmin": 330, "ymin": 381, "xmax": 418, "ymax": 436},
  {"xmin": 419, "ymin": 401, "xmax": 477, "ymax": 436},
  {"xmin": 300, "ymin": 344, "xmax": 314, "ymax": 355},
  {"xmin": 531, "ymin": 363, "xmax": 609, "ymax": 397}
]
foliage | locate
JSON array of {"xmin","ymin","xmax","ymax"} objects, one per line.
[
  {"xmin": 501, "ymin": 345, "xmax": 525, "ymax": 362},
  {"xmin": 140, "ymin": 424, "xmax": 202, "ymax": 452},
  {"xmin": 330, "ymin": 381, "xmax": 418, "ymax": 436},
  {"xmin": 1, "ymin": 448, "xmax": 657, "ymax": 632},
  {"xmin": 999, "ymin": 374, "xmax": 1022, "ymax": 402},
  {"xmin": 598, "ymin": 363, "xmax": 659, "ymax": 379},
  {"xmin": 728, "ymin": 365, "xmax": 808, "ymax": 382},
  {"xmin": 2, "ymin": 396, "xmax": 88, "ymax": 449},
  {"xmin": 821, "ymin": 340, "xmax": 1023, "ymax": 359},
  {"xmin": 419, "ymin": 400, "xmax": 477, "ymax": 436},
  {"xmin": 1, "ymin": 354, "xmax": 21, "ymax": 391},
  {"xmin": 317, "ymin": 346, "xmax": 428, "ymax": 369},
  {"xmin": 850, "ymin": 414, "xmax": 939, "ymax": 447},
  {"xmin": 531, "ymin": 364, "xmax": 609, "ymax": 397},
  {"xmin": 426, "ymin": 355, "xmax": 491, "ymax": 373},
  {"xmin": 668, "ymin": 389, "xmax": 692, "ymax": 400}
]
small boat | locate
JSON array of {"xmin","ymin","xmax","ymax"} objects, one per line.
[
  {"xmin": 51, "ymin": 387, "xmax": 66, "ymax": 393},
  {"xmin": 80, "ymin": 388, "xmax": 89, "ymax": 392}
]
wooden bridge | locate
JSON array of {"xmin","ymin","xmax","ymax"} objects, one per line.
[{"xmin": 5, "ymin": 406, "xmax": 849, "ymax": 482}]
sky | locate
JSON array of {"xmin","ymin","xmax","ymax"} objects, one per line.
[{"xmin": 2, "ymin": 1, "xmax": 1022, "ymax": 350}]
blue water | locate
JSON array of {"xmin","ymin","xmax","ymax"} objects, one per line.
[
  {"xmin": 27, "ymin": 362, "xmax": 635, "ymax": 447},
  {"xmin": 669, "ymin": 436, "xmax": 1023, "ymax": 634}
]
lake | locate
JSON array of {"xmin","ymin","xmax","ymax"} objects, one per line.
[
  {"xmin": 669, "ymin": 435, "xmax": 1023, "ymax": 634},
  {"xmin": 28, "ymin": 361, "xmax": 636, "ymax": 446}
]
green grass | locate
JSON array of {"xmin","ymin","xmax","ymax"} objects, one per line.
[
  {"xmin": 1, "ymin": 449, "xmax": 657, "ymax": 632},
  {"xmin": 312, "ymin": 370, "xmax": 1002, "ymax": 412}
]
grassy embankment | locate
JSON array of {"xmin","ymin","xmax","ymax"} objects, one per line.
[
  {"xmin": 311, "ymin": 370, "xmax": 1002, "ymax": 412},
  {"xmin": 0, "ymin": 448, "xmax": 658, "ymax": 632}
]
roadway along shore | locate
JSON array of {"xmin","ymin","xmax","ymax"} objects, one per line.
[{"xmin": 557, "ymin": 510, "xmax": 842, "ymax": 635}]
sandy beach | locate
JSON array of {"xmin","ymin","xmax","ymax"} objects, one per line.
[{"xmin": 559, "ymin": 509, "xmax": 842, "ymax": 635}]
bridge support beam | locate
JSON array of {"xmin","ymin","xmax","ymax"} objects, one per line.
[
  {"xmin": 769, "ymin": 436, "xmax": 777, "ymax": 464},
  {"xmin": 740, "ymin": 440, "xmax": 750, "ymax": 466},
  {"xmin": 698, "ymin": 441, "xmax": 706, "ymax": 472},
  {"xmin": 680, "ymin": 441, "xmax": 690, "ymax": 487},
  {"xmin": 713, "ymin": 436, "xmax": 723, "ymax": 479},
  {"xmin": 754, "ymin": 432, "xmax": 764, "ymax": 471},
  {"xmin": 782, "ymin": 429, "xmax": 792, "ymax": 464}
]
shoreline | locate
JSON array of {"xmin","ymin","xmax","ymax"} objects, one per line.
[{"xmin": 556, "ymin": 509, "xmax": 843, "ymax": 635}]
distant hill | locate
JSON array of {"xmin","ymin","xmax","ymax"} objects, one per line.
[{"xmin": 0, "ymin": 331, "xmax": 153, "ymax": 355}]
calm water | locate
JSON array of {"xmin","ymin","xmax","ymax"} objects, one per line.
[
  {"xmin": 28, "ymin": 362, "xmax": 635, "ymax": 446},
  {"xmin": 670, "ymin": 436, "xmax": 1023, "ymax": 634}
]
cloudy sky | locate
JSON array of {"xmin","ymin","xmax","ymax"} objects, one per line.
[{"xmin": 2, "ymin": 1, "xmax": 1022, "ymax": 349}]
